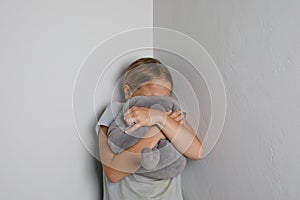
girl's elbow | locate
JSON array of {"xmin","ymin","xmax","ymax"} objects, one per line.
[
  {"xmin": 197, "ymin": 146, "xmax": 204, "ymax": 159},
  {"xmin": 107, "ymin": 176, "xmax": 121, "ymax": 183},
  {"xmin": 105, "ymin": 172, "xmax": 122, "ymax": 183},
  {"xmin": 189, "ymin": 147, "xmax": 203, "ymax": 160},
  {"xmin": 103, "ymin": 166, "xmax": 123, "ymax": 183},
  {"xmin": 189, "ymin": 154, "xmax": 201, "ymax": 160}
]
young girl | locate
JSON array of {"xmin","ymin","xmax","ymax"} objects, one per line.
[{"xmin": 96, "ymin": 58, "xmax": 203, "ymax": 200}]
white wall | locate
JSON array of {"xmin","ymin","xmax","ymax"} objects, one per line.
[
  {"xmin": 0, "ymin": 0, "xmax": 152, "ymax": 199},
  {"xmin": 154, "ymin": 0, "xmax": 300, "ymax": 199}
]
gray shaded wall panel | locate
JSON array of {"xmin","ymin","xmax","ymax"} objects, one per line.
[{"xmin": 154, "ymin": 0, "xmax": 300, "ymax": 199}]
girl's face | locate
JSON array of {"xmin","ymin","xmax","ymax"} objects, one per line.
[{"xmin": 129, "ymin": 80, "xmax": 172, "ymax": 98}]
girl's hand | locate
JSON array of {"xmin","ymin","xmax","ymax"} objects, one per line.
[
  {"xmin": 123, "ymin": 106, "xmax": 165, "ymax": 133},
  {"xmin": 166, "ymin": 109, "xmax": 185, "ymax": 124}
]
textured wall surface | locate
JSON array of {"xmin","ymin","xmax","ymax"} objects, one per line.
[
  {"xmin": 0, "ymin": 0, "xmax": 152, "ymax": 199},
  {"xmin": 154, "ymin": 0, "xmax": 300, "ymax": 199}
]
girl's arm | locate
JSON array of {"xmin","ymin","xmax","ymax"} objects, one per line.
[
  {"xmin": 98, "ymin": 125, "xmax": 164, "ymax": 183},
  {"xmin": 124, "ymin": 107, "xmax": 203, "ymax": 160},
  {"xmin": 158, "ymin": 114, "xmax": 203, "ymax": 160}
]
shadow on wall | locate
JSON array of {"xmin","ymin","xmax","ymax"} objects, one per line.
[{"xmin": 94, "ymin": 153, "xmax": 104, "ymax": 199}]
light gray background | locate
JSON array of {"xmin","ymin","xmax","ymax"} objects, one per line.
[
  {"xmin": 154, "ymin": 0, "xmax": 300, "ymax": 200},
  {"xmin": 1, "ymin": 0, "xmax": 300, "ymax": 200},
  {"xmin": 0, "ymin": 0, "xmax": 152, "ymax": 199}
]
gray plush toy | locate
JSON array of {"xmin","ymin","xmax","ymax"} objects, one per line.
[{"xmin": 107, "ymin": 95, "xmax": 187, "ymax": 180}]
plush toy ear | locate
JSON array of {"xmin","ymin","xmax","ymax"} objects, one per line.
[{"xmin": 123, "ymin": 84, "xmax": 131, "ymax": 100}]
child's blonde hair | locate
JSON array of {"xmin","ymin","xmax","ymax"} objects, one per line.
[{"xmin": 123, "ymin": 57, "xmax": 173, "ymax": 94}]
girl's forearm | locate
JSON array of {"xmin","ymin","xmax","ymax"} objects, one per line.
[
  {"xmin": 99, "ymin": 126, "xmax": 140, "ymax": 172},
  {"xmin": 156, "ymin": 114, "xmax": 203, "ymax": 160},
  {"xmin": 99, "ymin": 126, "xmax": 162, "ymax": 182}
]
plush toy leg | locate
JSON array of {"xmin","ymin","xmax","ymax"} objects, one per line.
[{"xmin": 141, "ymin": 147, "xmax": 160, "ymax": 170}]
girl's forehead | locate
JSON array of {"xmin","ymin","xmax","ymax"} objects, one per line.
[
  {"xmin": 142, "ymin": 80, "xmax": 172, "ymax": 90},
  {"xmin": 133, "ymin": 81, "xmax": 172, "ymax": 96}
]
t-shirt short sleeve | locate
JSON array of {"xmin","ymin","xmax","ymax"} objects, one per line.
[{"xmin": 95, "ymin": 101, "xmax": 124, "ymax": 136}]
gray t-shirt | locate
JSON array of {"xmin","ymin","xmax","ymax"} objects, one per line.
[{"xmin": 95, "ymin": 101, "xmax": 184, "ymax": 200}]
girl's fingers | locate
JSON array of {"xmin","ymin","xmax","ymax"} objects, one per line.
[
  {"xmin": 167, "ymin": 109, "xmax": 185, "ymax": 123},
  {"xmin": 174, "ymin": 109, "xmax": 182, "ymax": 115},
  {"xmin": 169, "ymin": 109, "xmax": 182, "ymax": 118},
  {"xmin": 123, "ymin": 107, "xmax": 136, "ymax": 116},
  {"xmin": 123, "ymin": 106, "xmax": 163, "ymax": 127},
  {"xmin": 124, "ymin": 106, "xmax": 151, "ymax": 124},
  {"xmin": 123, "ymin": 113, "xmax": 135, "ymax": 125},
  {"xmin": 175, "ymin": 115, "xmax": 184, "ymax": 122},
  {"xmin": 125, "ymin": 118, "xmax": 135, "ymax": 126},
  {"xmin": 124, "ymin": 106, "xmax": 147, "ymax": 119},
  {"xmin": 124, "ymin": 115, "xmax": 136, "ymax": 125},
  {"xmin": 123, "ymin": 108, "xmax": 137, "ymax": 125},
  {"xmin": 166, "ymin": 110, "xmax": 172, "ymax": 115},
  {"xmin": 125, "ymin": 123, "xmax": 141, "ymax": 133},
  {"xmin": 123, "ymin": 111, "xmax": 132, "ymax": 118}
]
